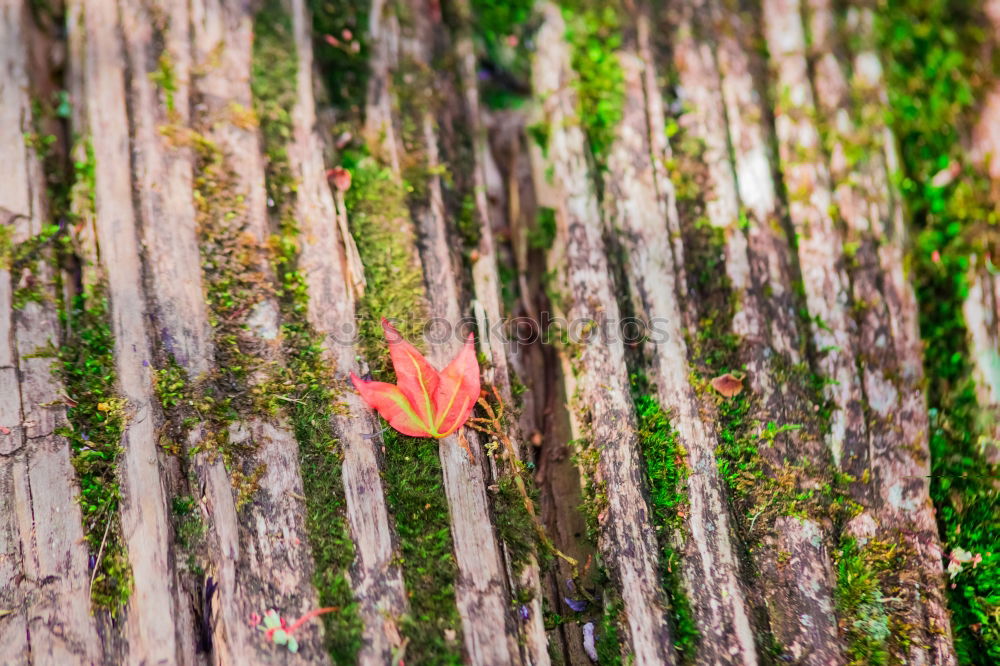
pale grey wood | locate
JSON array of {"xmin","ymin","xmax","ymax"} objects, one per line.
[{"xmin": 530, "ymin": 5, "xmax": 675, "ymax": 663}]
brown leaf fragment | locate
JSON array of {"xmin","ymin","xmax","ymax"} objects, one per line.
[{"xmin": 710, "ymin": 372, "xmax": 745, "ymax": 398}]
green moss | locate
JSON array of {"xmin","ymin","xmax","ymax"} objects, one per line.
[
  {"xmin": 596, "ymin": 597, "xmax": 625, "ymax": 664},
  {"xmin": 171, "ymin": 494, "xmax": 206, "ymax": 577},
  {"xmin": 631, "ymin": 373, "xmax": 698, "ymax": 662},
  {"xmin": 189, "ymin": 132, "xmax": 270, "ymax": 501},
  {"xmin": 0, "ymin": 225, "xmax": 12, "ymax": 264},
  {"xmin": 251, "ymin": 2, "xmax": 297, "ymax": 210},
  {"xmin": 72, "ymin": 138, "xmax": 97, "ymax": 219},
  {"xmin": 454, "ymin": 193, "xmax": 481, "ymax": 248},
  {"xmin": 3, "ymin": 222, "xmax": 61, "ymax": 310},
  {"xmin": 527, "ymin": 121, "xmax": 551, "ymax": 156},
  {"xmin": 56, "ymin": 288, "xmax": 132, "ymax": 612},
  {"xmin": 493, "ymin": 470, "xmax": 539, "ymax": 574},
  {"xmin": 250, "ymin": 3, "xmax": 364, "ymax": 658},
  {"xmin": 171, "ymin": 495, "xmax": 205, "ymax": 551},
  {"xmin": 342, "ymin": 154, "xmax": 430, "ymax": 360},
  {"xmin": 381, "ymin": 429, "xmax": 464, "ymax": 664},
  {"xmin": 561, "ymin": 1, "xmax": 624, "ymax": 172},
  {"xmin": 149, "ymin": 51, "xmax": 177, "ymax": 114},
  {"xmin": 309, "ymin": 0, "xmax": 370, "ymax": 115},
  {"xmin": 340, "ymin": 152, "xmax": 464, "ymax": 663},
  {"xmin": 469, "ymin": 0, "xmax": 535, "ymax": 109},
  {"xmin": 528, "ymin": 206, "xmax": 557, "ymax": 250},
  {"xmin": 834, "ymin": 538, "xmax": 918, "ymax": 665},
  {"xmin": 573, "ymin": 441, "xmax": 604, "ymax": 543},
  {"xmin": 877, "ymin": 1, "xmax": 1000, "ymax": 660}
]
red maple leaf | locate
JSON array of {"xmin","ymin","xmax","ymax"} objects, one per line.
[{"xmin": 350, "ymin": 319, "xmax": 480, "ymax": 439}]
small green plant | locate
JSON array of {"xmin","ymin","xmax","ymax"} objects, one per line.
[
  {"xmin": 528, "ymin": 207, "xmax": 557, "ymax": 250},
  {"xmin": 254, "ymin": 607, "xmax": 338, "ymax": 653}
]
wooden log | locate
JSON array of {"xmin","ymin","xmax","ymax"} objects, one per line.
[{"xmin": 398, "ymin": 5, "xmax": 521, "ymax": 662}]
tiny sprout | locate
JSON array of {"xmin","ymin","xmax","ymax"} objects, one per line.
[{"xmin": 255, "ymin": 606, "xmax": 338, "ymax": 653}]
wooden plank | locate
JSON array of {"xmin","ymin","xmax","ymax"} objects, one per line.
[
  {"xmin": 807, "ymin": 3, "xmax": 956, "ymax": 662},
  {"xmin": 115, "ymin": 0, "xmax": 270, "ymax": 661},
  {"xmin": 286, "ymin": 0, "xmax": 409, "ymax": 662},
  {"xmin": 612, "ymin": 27, "xmax": 757, "ymax": 664},
  {"xmin": 681, "ymin": 2, "xmax": 845, "ymax": 660},
  {"xmin": 530, "ymin": 5, "xmax": 675, "ymax": 662},
  {"xmin": 72, "ymin": 0, "xmax": 186, "ymax": 660},
  {"xmin": 0, "ymin": 3, "xmax": 102, "ymax": 663},
  {"xmin": 187, "ymin": 0, "xmax": 330, "ymax": 660}
]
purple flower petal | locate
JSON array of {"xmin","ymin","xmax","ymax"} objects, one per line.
[
  {"xmin": 519, "ymin": 604, "xmax": 530, "ymax": 620},
  {"xmin": 564, "ymin": 597, "xmax": 587, "ymax": 612},
  {"xmin": 582, "ymin": 622, "xmax": 598, "ymax": 662}
]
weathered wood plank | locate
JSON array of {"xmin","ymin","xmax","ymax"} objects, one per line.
[
  {"xmin": 612, "ymin": 27, "xmax": 757, "ymax": 664},
  {"xmin": 676, "ymin": 1, "xmax": 845, "ymax": 660},
  {"xmin": 187, "ymin": 0, "xmax": 330, "ymax": 661},
  {"xmin": 0, "ymin": 3, "xmax": 102, "ymax": 663},
  {"xmin": 762, "ymin": 0, "xmax": 867, "ymax": 480},
  {"xmin": 530, "ymin": 4, "xmax": 674, "ymax": 662},
  {"xmin": 966, "ymin": 0, "xmax": 1000, "ymax": 461},
  {"xmin": 358, "ymin": 1, "xmax": 525, "ymax": 662},
  {"xmin": 286, "ymin": 0, "xmax": 409, "ymax": 661},
  {"xmin": 71, "ymin": 0, "xmax": 186, "ymax": 660},
  {"xmin": 807, "ymin": 3, "xmax": 956, "ymax": 662},
  {"xmin": 450, "ymin": 0, "xmax": 550, "ymax": 661},
  {"xmin": 116, "ymin": 0, "xmax": 267, "ymax": 661}
]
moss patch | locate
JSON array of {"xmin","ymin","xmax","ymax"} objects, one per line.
[
  {"xmin": 57, "ymin": 288, "xmax": 132, "ymax": 612},
  {"xmin": 381, "ymin": 429, "xmax": 464, "ymax": 664},
  {"xmin": 630, "ymin": 373, "xmax": 698, "ymax": 661},
  {"xmin": 469, "ymin": 0, "xmax": 535, "ymax": 109},
  {"xmin": 835, "ymin": 538, "xmax": 916, "ymax": 665},
  {"xmin": 340, "ymin": 152, "xmax": 464, "ymax": 663},
  {"xmin": 877, "ymin": 1, "xmax": 1000, "ymax": 660},
  {"xmin": 560, "ymin": 0, "xmax": 624, "ymax": 172},
  {"xmin": 308, "ymin": 0, "xmax": 370, "ymax": 116}
]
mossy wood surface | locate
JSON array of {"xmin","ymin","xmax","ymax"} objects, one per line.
[{"xmin": 2, "ymin": 0, "xmax": 998, "ymax": 665}]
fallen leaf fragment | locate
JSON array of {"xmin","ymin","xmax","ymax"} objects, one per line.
[{"xmin": 710, "ymin": 372, "xmax": 745, "ymax": 398}]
